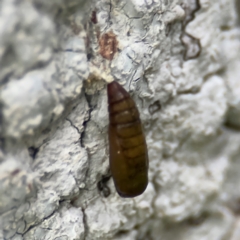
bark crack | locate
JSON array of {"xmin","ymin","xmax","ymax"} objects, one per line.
[
  {"xmin": 81, "ymin": 207, "xmax": 88, "ymax": 240},
  {"xmin": 22, "ymin": 206, "xmax": 57, "ymax": 237},
  {"xmin": 180, "ymin": 0, "xmax": 201, "ymax": 60}
]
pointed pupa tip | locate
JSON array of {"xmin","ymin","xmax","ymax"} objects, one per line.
[{"xmin": 107, "ymin": 81, "xmax": 129, "ymax": 103}]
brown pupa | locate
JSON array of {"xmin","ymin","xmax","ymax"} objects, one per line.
[{"xmin": 107, "ymin": 81, "xmax": 148, "ymax": 198}]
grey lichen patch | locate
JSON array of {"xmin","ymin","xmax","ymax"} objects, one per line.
[
  {"xmin": 14, "ymin": 189, "xmax": 59, "ymax": 235},
  {"xmin": 141, "ymin": 208, "xmax": 234, "ymax": 240},
  {"xmin": 84, "ymin": 183, "xmax": 155, "ymax": 240},
  {"xmin": 0, "ymin": 96, "xmax": 91, "ymax": 237},
  {"xmin": 1, "ymin": 64, "xmax": 60, "ymax": 138},
  {"xmin": 0, "ymin": 155, "xmax": 36, "ymax": 215},
  {"xmin": 88, "ymin": 0, "xmax": 186, "ymax": 92},
  {"xmin": 0, "ymin": 165, "xmax": 31, "ymax": 212},
  {"xmin": 1, "ymin": 40, "xmax": 88, "ymax": 139},
  {"xmin": 0, "ymin": 0, "xmax": 89, "ymax": 140},
  {"xmin": 148, "ymin": 76, "xmax": 228, "ymax": 222},
  {"xmin": 0, "ymin": 1, "xmax": 56, "ymax": 83},
  {"xmin": 33, "ymin": 120, "xmax": 88, "ymax": 198},
  {"xmin": 11, "ymin": 103, "xmax": 90, "ymax": 234},
  {"xmin": 23, "ymin": 204, "xmax": 85, "ymax": 240}
]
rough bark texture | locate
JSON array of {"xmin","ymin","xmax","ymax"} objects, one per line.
[{"xmin": 0, "ymin": 0, "xmax": 240, "ymax": 239}]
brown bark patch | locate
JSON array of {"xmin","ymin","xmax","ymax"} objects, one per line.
[{"xmin": 99, "ymin": 31, "xmax": 118, "ymax": 60}]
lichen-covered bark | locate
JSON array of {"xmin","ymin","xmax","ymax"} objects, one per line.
[{"xmin": 0, "ymin": 0, "xmax": 240, "ymax": 239}]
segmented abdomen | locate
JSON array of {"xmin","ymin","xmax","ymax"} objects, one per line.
[{"xmin": 107, "ymin": 81, "xmax": 148, "ymax": 198}]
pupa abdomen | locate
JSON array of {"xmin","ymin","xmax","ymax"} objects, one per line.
[{"xmin": 107, "ymin": 81, "xmax": 148, "ymax": 198}]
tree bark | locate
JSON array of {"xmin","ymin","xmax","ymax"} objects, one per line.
[{"xmin": 0, "ymin": 0, "xmax": 240, "ymax": 239}]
